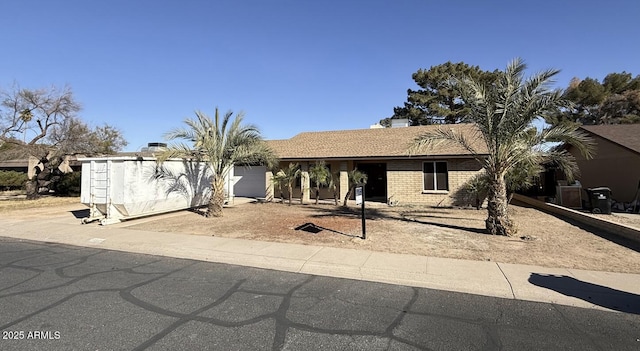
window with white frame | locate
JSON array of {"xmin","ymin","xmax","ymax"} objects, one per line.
[{"xmin": 423, "ymin": 161, "xmax": 448, "ymax": 191}]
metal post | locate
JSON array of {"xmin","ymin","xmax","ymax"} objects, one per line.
[
  {"xmin": 355, "ymin": 185, "xmax": 366, "ymax": 240},
  {"xmin": 361, "ymin": 186, "xmax": 366, "ymax": 240}
]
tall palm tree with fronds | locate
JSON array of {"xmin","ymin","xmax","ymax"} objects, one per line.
[
  {"xmin": 162, "ymin": 108, "xmax": 276, "ymax": 217},
  {"xmin": 413, "ymin": 58, "xmax": 594, "ymax": 236}
]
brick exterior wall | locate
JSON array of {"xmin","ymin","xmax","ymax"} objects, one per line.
[
  {"xmin": 387, "ymin": 158, "xmax": 483, "ymax": 206},
  {"xmin": 275, "ymin": 158, "xmax": 483, "ymax": 207}
]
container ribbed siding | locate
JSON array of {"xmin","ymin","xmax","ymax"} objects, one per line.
[{"xmin": 79, "ymin": 157, "xmax": 227, "ymax": 225}]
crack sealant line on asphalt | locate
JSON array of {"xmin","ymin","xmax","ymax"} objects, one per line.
[{"xmin": 495, "ymin": 262, "xmax": 516, "ymax": 299}]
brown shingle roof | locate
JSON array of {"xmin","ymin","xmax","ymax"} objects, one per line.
[
  {"xmin": 267, "ymin": 124, "xmax": 487, "ymax": 160},
  {"xmin": 580, "ymin": 124, "xmax": 640, "ymax": 154}
]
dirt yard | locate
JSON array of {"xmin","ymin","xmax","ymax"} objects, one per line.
[
  {"xmin": 2, "ymin": 196, "xmax": 640, "ymax": 274},
  {"xmin": 122, "ymin": 200, "xmax": 640, "ymax": 274}
]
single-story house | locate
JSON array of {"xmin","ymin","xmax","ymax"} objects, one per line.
[
  {"xmin": 1, "ymin": 127, "xmax": 491, "ymax": 208},
  {"xmin": 566, "ymin": 124, "xmax": 640, "ymax": 203},
  {"xmin": 264, "ymin": 123, "xmax": 488, "ymax": 206}
]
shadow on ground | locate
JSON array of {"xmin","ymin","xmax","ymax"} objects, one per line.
[
  {"xmin": 303, "ymin": 204, "xmax": 489, "ymax": 235},
  {"xmin": 398, "ymin": 214, "xmax": 489, "ymax": 235},
  {"xmin": 528, "ymin": 273, "xmax": 640, "ymax": 314},
  {"xmin": 514, "ymin": 201, "xmax": 640, "ymax": 253},
  {"xmin": 559, "ymin": 216, "xmax": 640, "ymax": 253},
  {"xmin": 70, "ymin": 209, "xmax": 90, "ymax": 219},
  {"xmin": 294, "ymin": 222, "xmax": 362, "ymax": 239}
]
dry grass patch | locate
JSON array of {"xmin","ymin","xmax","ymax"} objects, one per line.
[{"xmin": 0, "ymin": 196, "xmax": 80, "ymax": 212}]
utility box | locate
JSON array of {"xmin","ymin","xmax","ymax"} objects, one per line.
[
  {"xmin": 556, "ymin": 185, "xmax": 582, "ymax": 209},
  {"xmin": 79, "ymin": 157, "xmax": 235, "ymax": 225}
]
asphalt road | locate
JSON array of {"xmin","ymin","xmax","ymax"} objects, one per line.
[{"xmin": 1, "ymin": 237, "xmax": 639, "ymax": 351}]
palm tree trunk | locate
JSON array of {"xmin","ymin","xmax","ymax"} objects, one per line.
[
  {"xmin": 485, "ymin": 173, "xmax": 516, "ymax": 236},
  {"xmin": 287, "ymin": 184, "xmax": 293, "ymax": 205},
  {"xmin": 207, "ymin": 176, "xmax": 225, "ymax": 217},
  {"xmin": 315, "ymin": 188, "xmax": 319, "ymax": 205},
  {"xmin": 342, "ymin": 187, "xmax": 353, "ymax": 207}
]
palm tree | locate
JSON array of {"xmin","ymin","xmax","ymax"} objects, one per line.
[
  {"xmin": 308, "ymin": 161, "xmax": 330, "ymax": 204},
  {"xmin": 413, "ymin": 58, "xmax": 594, "ymax": 236},
  {"xmin": 342, "ymin": 169, "xmax": 368, "ymax": 206},
  {"xmin": 270, "ymin": 170, "xmax": 286, "ymax": 204},
  {"xmin": 463, "ymin": 160, "xmax": 541, "ymax": 210},
  {"xmin": 328, "ymin": 171, "xmax": 340, "ymax": 206},
  {"xmin": 162, "ymin": 108, "xmax": 275, "ymax": 217},
  {"xmin": 273, "ymin": 163, "xmax": 300, "ymax": 205}
]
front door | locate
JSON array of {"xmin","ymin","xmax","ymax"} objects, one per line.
[{"xmin": 355, "ymin": 163, "xmax": 387, "ymax": 202}]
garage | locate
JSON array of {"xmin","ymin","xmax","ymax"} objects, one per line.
[{"xmin": 233, "ymin": 166, "xmax": 267, "ymax": 198}]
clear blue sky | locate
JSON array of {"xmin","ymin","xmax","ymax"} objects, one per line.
[{"xmin": 2, "ymin": 0, "xmax": 639, "ymax": 151}]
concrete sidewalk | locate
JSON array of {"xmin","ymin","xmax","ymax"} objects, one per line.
[{"xmin": 1, "ymin": 212, "xmax": 639, "ymax": 314}]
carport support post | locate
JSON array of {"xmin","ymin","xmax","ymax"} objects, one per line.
[{"xmin": 300, "ymin": 162, "xmax": 310, "ymax": 204}]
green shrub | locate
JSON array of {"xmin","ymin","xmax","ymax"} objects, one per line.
[
  {"xmin": 0, "ymin": 170, "xmax": 28, "ymax": 190},
  {"xmin": 54, "ymin": 172, "xmax": 82, "ymax": 196}
]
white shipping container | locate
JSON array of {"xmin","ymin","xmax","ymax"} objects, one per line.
[{"xmin": 79, "ymin": 156, "xmax": 234, "ymax": 225}]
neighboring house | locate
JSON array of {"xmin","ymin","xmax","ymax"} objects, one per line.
[
  {"xmin": 0, "ymin": 155, "xmax": 80, "ymax": 179},
  {"xmin": 566, "ymin": 124, "xmax": 640, "ymax": 203},
  {"xmin": 0, "ymin": 158, "xmax": 32, "ymax": 173},
  {"xmin": 266, "ymin": 123, "xmax": 488, "ymax": 206}
]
